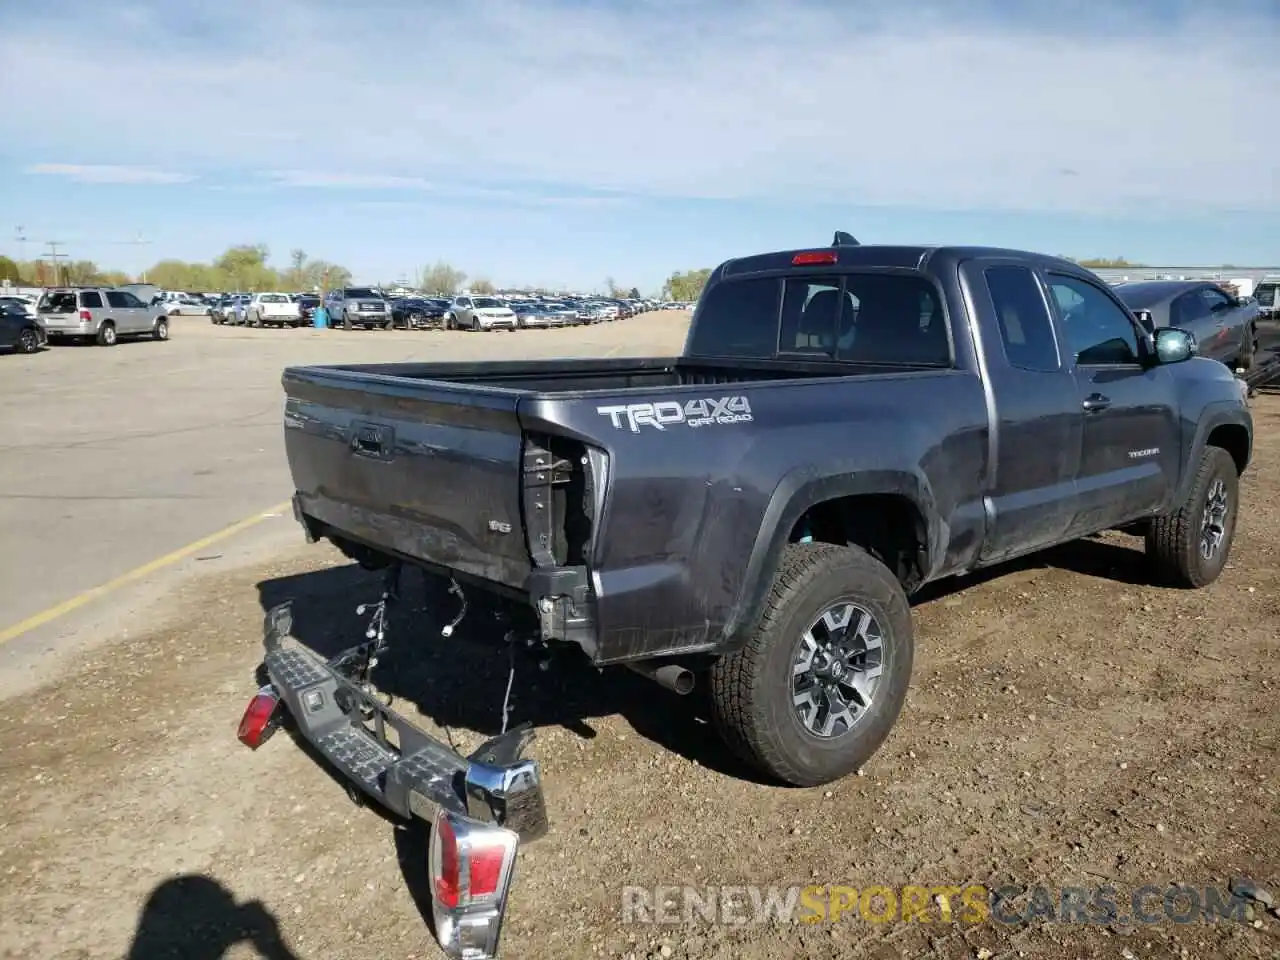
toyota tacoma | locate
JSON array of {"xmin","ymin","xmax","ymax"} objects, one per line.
[{"xmin": 241, "ymin": 234, "xmax": 1252, "ymax": 958}]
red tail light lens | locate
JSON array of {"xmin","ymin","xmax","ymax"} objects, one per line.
[
  {"xmin": 79, "ymin": 309, "xmax": 92, "ymax": 321},
  {"xmin": 792, "ymin": 250, "xmax": 838, "ymax": 265},
  {"xmin": 466, "ymin": 832, "xmax": 511, "ymax": 899},
  {"xmin": 433, "ymin": 813, "xmax": 461, "ymax": 908},
  {"xmin": 431, "ymin": 810, "xmax": 518, "ymax": 906},
  {"xmin": 237, "ymin": 687, "xmax": 282, "ymax": 749}
]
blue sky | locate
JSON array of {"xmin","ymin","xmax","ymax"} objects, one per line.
[{"xmin": 1, "ymin": 0, "xmax": 1277, "ymax": 292}]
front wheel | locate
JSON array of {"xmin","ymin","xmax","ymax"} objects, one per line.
[
  {"xmin": 17, "ymin": 326, "xmax": 40, "ymax": 353},
  {"xmin": 708, "ymin": 543, "xmax": 914, "ymax": 787},
  {"xmin": 152, "ymin": 317, "xmax": 169, "ymax": 341},
  {"xmin": 1145, "ymin": 446, "xmax": 1239, "ymax": 588}
]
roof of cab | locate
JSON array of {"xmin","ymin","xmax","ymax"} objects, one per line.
[{"xmin": 717, "ymin": 243, "xmax": 1081, "ymax": 279}]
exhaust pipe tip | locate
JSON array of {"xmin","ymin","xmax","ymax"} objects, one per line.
[
  {"xmin": 665, "ymin": 667, "xmax": 696, "ymax": 696},
  {"xmin": 625, "ymin": 661, "xmax": 696, "ymax": 696}
]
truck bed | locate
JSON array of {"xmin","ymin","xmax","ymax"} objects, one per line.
[
  {"xmin": 310, "ymin": 355, "xmax": 877, "ymax": 393},
  {"xmin": 283, "ymin": 355, "xmax": 932, "ymax": 586}
]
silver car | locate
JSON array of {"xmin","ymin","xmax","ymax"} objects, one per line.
[
  {"xmin": 511, "ymin": 302, "xmax": 555, "ymax": 329},
  {"xmin": 1113, "ymin": 280, "xmax": 1260, "ymax": 370},
  {"xmin": 36, "ymin": 287, "xmax": 170, "ymax": 346},
  {"xmin": 446, "ymin": 295, "xmax": 517, "ymax": 331}
]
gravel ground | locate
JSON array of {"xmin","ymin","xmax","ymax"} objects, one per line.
[{"xmin": 1, "ymin": 343, "xmax": 1277, "ymax": 960}]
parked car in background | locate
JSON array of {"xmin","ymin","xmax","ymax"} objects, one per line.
[
  {"xmin": 512, "ymin": 302, "xmax": 557, "ymax": 329},
  {"xmin": 0, "ymin": 301, "xmax": 45, "ymax": 354},
  {"xmin": 0, "ymin": 295, "xmax": 34, "ymax": 316},
  {"xmin": 541, "ymin": 302, "xmax": 580, "ymax": 326},
  {"xmin": 161, "ymin": 291, "xmax": 211, "ymax": 316},
  {"xmin": 210, "ymin": 295, "xmax": 250, "ymax": 325},
  {"xmin": 390, "ymin": 297, "xmax": 449, "ymax": 329},
  {"xmin": 36, "ymin": 287, "xmax": 169, "ymax": 346},
  {"xmin": 445, "ymin": 295, "xmax": 517, "ymax": 331},
  {"xmin": 1255, "ymin": 277, "xmax": 1279, "ymax": 320},
  {"xmin": 246, "ymin": 292, "xmax": 303, "ymax": 328},
  {"xmin": 325, "ymin": 287, "xmax": 391, "ymax": 329},
  {"xmin": 1113, "ymin": 280, "xmax": 1260, "ymax": 370},
  {"xmin": 295, "ymin": 294, "xmax": 320, "ymax": 323}
]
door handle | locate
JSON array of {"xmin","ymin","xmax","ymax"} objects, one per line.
[
  {"xmin": 1082, "ymin": 393, "xmax": 1111, "ymax": 413},
  {"xmin": 349, "ymin": 421, "xmax": 393, "ymax": 459}
]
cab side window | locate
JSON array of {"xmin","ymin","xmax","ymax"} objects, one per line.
[
  {"xmin": 984, "ymin": 265, "xmax": 1059, "ymax": 371},
  {"xmin": 1047, "ymin": 274, "xmax": 1141, "ymax": 365}
]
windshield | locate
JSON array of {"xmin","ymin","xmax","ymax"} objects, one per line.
[
  {"xmin": 344, "ymin": 288, "xmax": 377, "ymax": 299},
  {"xmin": 38, "ymin": 292, "xmax": 78, "ymax": 313},
  {"xmin": 473, "ymin": 297, "xmax": 502, "ymax": 308},
  {"xmin": 260, "ymin": 294, "xmax": 288, "ymax": 303}
]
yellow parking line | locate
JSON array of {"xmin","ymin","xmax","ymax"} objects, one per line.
[{"xmin": 0, "ymin": 500, "xmax": 292, "ymax": 646}]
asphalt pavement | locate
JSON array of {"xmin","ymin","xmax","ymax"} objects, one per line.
[{"xmin": 0, "ymin": 316, "xmax": 692, "ymax": 658}]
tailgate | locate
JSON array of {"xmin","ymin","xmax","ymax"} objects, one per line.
[{"xmin": 284, "ymin": 366, "xmax": 531, "ymax": 587}]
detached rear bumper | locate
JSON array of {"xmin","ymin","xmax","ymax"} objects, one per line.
[
  {"xmin": 260, "ymin": 603, "xmax": 548, "ymax": 841},
  {"xmin": 252, "ymin": 604, "xmax": 546, "ymax": 958}
]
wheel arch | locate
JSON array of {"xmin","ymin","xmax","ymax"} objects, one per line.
[{"xmin": 721, "ymin": 468, "xmax": 939, "ymax": 650}]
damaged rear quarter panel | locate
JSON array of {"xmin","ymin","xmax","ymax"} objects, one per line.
[{"xmin": 523, "ymin": 370, "xmax": 988, "ymax": 663}]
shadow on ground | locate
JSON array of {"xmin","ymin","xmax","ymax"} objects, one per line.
[
  {"xmin": 255, "ymin": 534, "xmax": 1160, "ymax": 783},
  {"xmin": 255, "ymin": 562, "xmax": 752, "ymax": 780},
  {"xmin": 126, "ymin": 874, "xmax": 300, "ymax": 960}
]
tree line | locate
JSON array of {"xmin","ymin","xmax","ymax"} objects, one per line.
[
  {"xmin": 0, "ymin": 248, "xmax": 651, "ymax": 298},
  {"xmin": 0, "ymin": 245, "xmax": 353, "ymax": 293},
  {"xmin": 3, "ymin": 248, "xmax": 1207, "ymax": 302}
]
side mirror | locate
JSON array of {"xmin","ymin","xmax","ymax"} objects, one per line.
[{"xmin": 1153, "ymin": 327, "xmax": 1196, "ymax": 364}]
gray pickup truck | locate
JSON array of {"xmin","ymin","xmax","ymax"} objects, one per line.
[
  {"xmin": 324, "ymin": 286, "xmax": 392, "ymax": 329},
  {"xmin": 242, "ymin": 235, "xmax": 1252, "ymax": 959}
]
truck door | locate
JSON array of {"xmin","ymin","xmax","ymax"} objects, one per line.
[
  {"xmin": 960, "ymin": 260, "xmax": 1082, "ymax": 564},
  {"xmin": 1043, "ymin": 271, "xmax": 1181, "ymax": 537}
]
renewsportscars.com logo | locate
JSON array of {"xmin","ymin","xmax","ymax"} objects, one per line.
[{"xmin": 596, "ymin": 396, "xmax": 753, "ymax": 432}]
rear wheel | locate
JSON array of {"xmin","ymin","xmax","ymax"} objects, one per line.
[
  {"xmin": 708, "ymin": 543, "xmax": 914, "ymax": 786},
  {"xmin": 97, "ymin": 322, "xmax": 117, "ymax": 347}
]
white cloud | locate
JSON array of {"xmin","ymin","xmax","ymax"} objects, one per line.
[
  {"xmin": 262, "ymin": 169, "xmax": 628, "ymax": 206},
  {"xmin": 2, "ymin": 0, "xmax": 1277, "ymax": 214},
  {"xmin": 23, "ymin": 163, "xmax": 195, "ymax": 185},
  {"xmin": 263, "ymin": 171, "xmax": 437, "ymax": 190}
]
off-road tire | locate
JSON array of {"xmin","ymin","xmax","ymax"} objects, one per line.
[
  {"xmin": 708, "ymin": 542, "xmax": 914, "ymax": 787},
  {"xmin": 96, "ymin": 322, "xmax": 117, "ymax": 347},
  {"xmin": 1146, "ymin": 446, "xmax": 1239, "ymax": 588},
  {"xmin": 1237, "ymin": 323, "xmax": 1258, "ymax": 372}
]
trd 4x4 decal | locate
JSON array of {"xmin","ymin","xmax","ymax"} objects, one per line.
[{"xmin": 596, "ymin": 396, "xmax": 753, "ymax": 432}]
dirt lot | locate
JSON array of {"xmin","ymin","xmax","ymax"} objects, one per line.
[{"xmin": 1, "ymin": 321, "xmax": 1278, "ymax": 960}]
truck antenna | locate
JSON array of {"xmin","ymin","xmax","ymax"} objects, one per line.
[{"xmin": 833, "ymin": 231, "xmax": 859, "ymax": 247}]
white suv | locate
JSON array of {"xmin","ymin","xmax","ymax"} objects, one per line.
[{"xmin": 446, "ymin": 296, "xmax": 517, "ymax": 331}]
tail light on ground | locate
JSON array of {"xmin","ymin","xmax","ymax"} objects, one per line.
[
  {"xmin": 237, "ymin": 686, "xmax": 282, "ymax": 749},
  {"xmin": 429, "ymin": 809, "xmax": 520, "ymax": 959}
]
